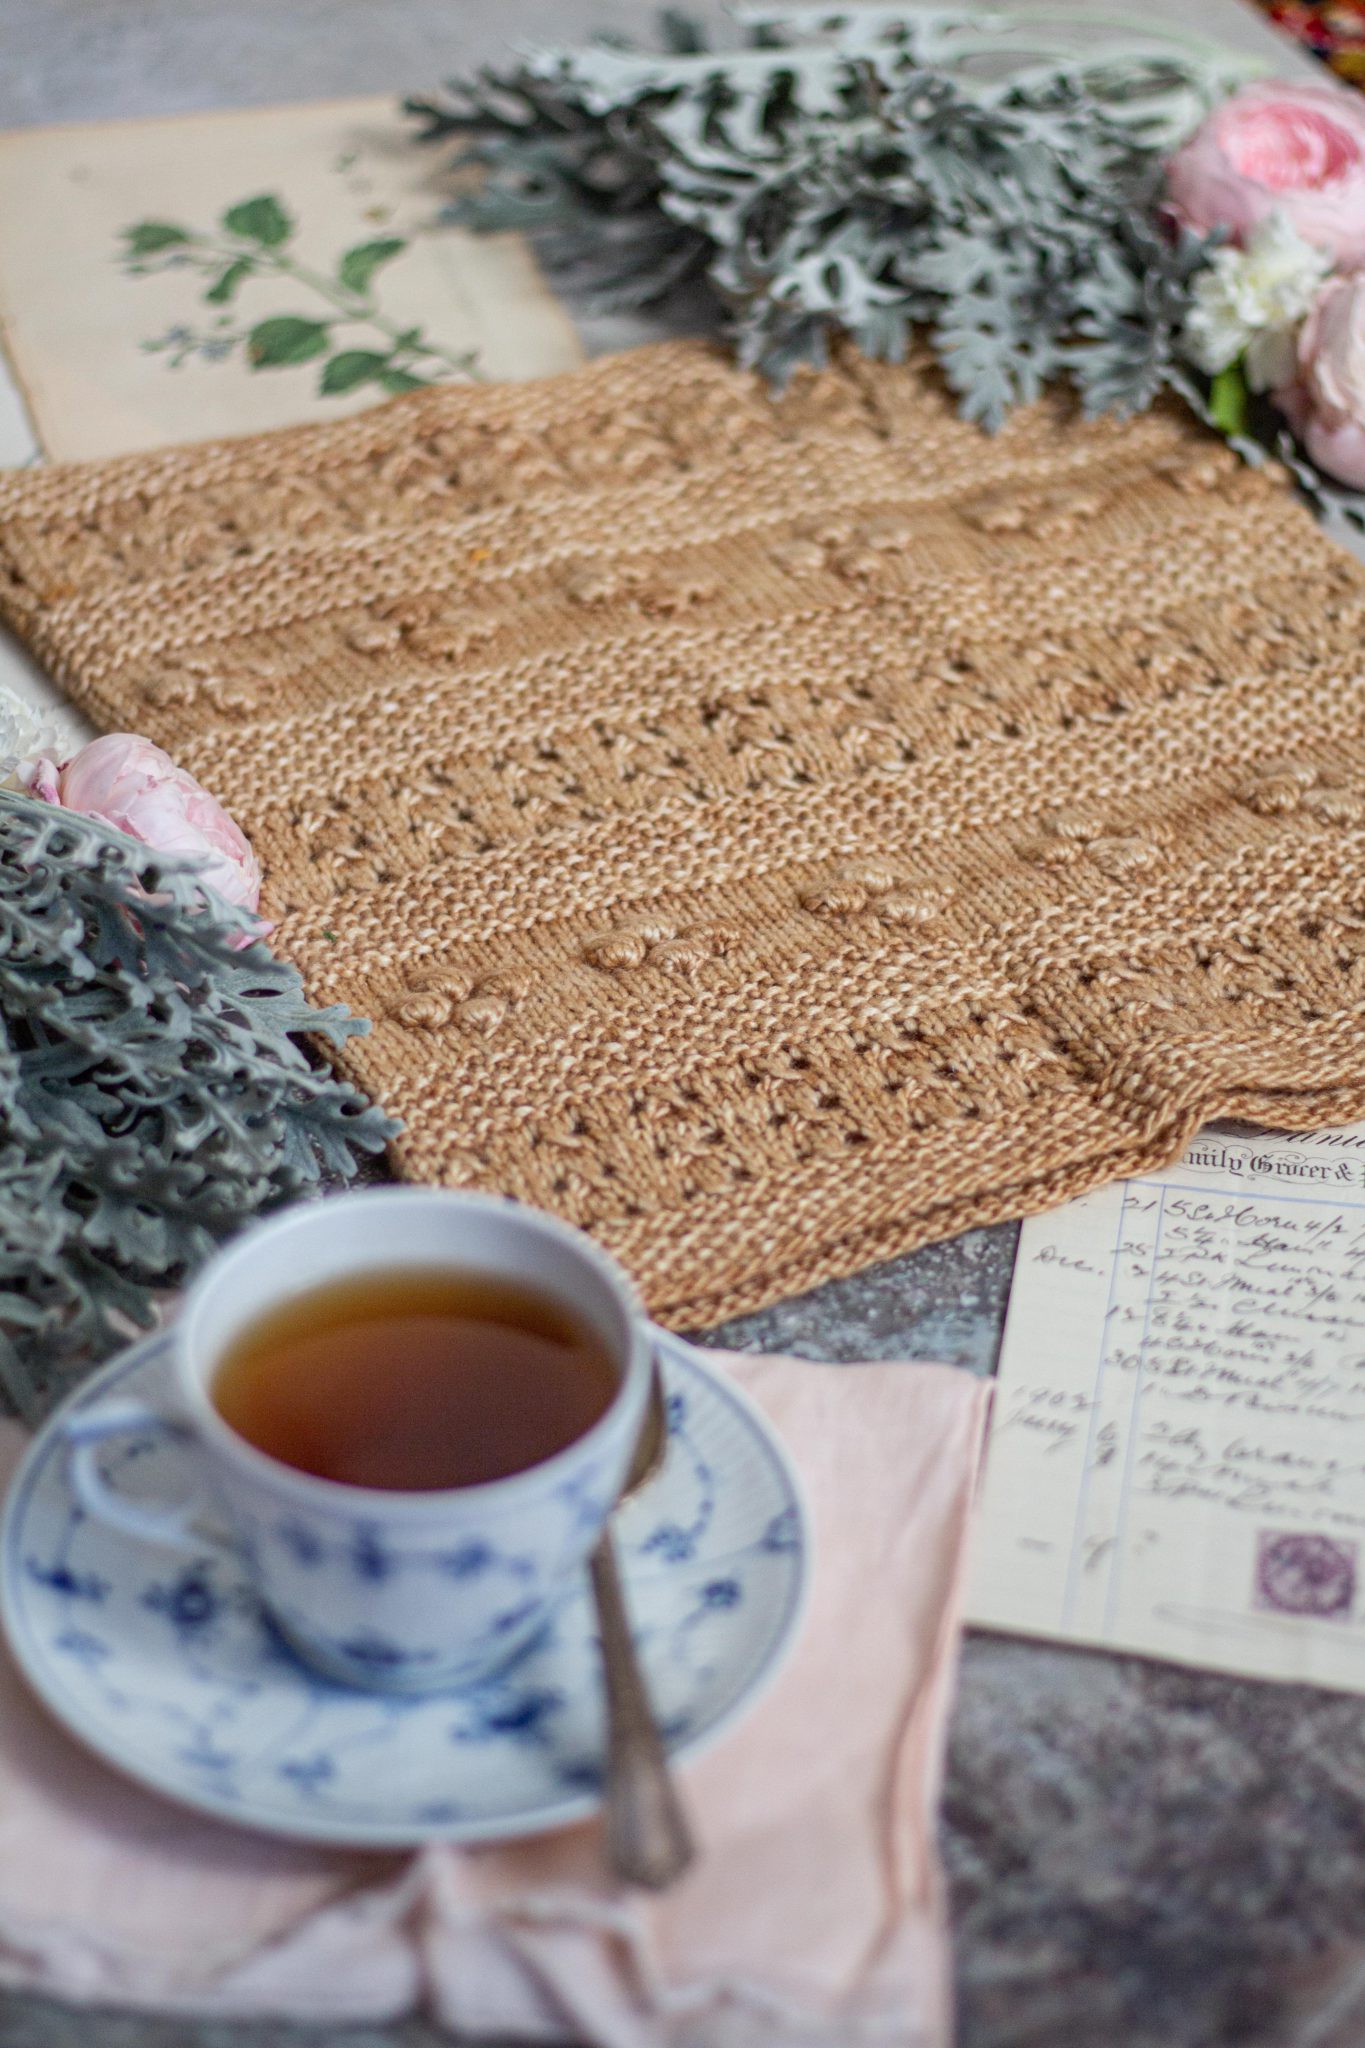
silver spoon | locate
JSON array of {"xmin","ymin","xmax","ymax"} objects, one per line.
[{"xmin": 588, "ymin": 1346, "xmax": 696, "ymax": 1889}]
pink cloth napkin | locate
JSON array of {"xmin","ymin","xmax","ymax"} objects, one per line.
[{"xmin": 0, "ymin": 1351, "xmax": 988, "ymax": 2047}]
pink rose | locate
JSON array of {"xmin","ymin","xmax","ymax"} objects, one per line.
[
  {"xmin": 31, "ymin": 733, "xmax": 264, "ymax": 916},
  {"xmin": 1284, "ymin": 272, "xmax": 1365, "ymax": 488},
  {"xmin": 1167, "ymin": 81, "xmax": 1365, "ymax": 268}
]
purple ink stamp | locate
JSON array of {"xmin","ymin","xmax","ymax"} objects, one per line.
[{"xmin": 1256, "ymin": 1532, "xmax": 1356, "ymax": 1619}]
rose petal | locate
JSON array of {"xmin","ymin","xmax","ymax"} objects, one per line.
[
  {"xmin": 50, "ymin": 732, "xmax": 262, "ymax": 914},
  {"xmin": 1166, "ymin": 80, "xmax": 1365, "ymax": 267},
  {"xmin": 1305, "ymin": 409, "xmax": 1365, "ymax": 488}
]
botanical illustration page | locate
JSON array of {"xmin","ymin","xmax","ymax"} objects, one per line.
[{"xmin": 0, "ymin": 96, "xmax": 582, "ymax": 459}]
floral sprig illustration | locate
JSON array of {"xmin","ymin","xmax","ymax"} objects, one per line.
[{"xmin": 120, "ymin": 193, "xmax": 481, "ymax": 394}]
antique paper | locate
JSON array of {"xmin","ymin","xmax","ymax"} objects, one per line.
[
  {"xmin": 0, "ymin": 355, "xmax": 82, "ymax": 743},
  {"xmin": 0, "ymin": 352, "xmax": 35, "ymax": 472},
  {"xmin": 967, "ymin": 1123, "xmax": 1365, "ymax": 1692},
  {"xmin": 0, "ymin": 96, "xmax": 582, "ymax": 459}
]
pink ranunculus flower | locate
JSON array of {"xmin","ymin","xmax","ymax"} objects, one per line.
[
  {"xmin": 30, "ymin": 733, "xmax": 264, "ymax": 916},
  {"xmin": 1284, "ymin": 271, "xmax": 1365, "ymax": 488},
  {"xmin": 1167, "ymin": 81, "xmax": 1365, "ymax": 268}
]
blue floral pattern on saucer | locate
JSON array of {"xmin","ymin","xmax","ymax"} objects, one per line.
[{"xmin": 0, "ymin": 1331, "xmax": 809, "ymax": 1846}]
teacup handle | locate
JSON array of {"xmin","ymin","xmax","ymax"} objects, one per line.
[{"xmin": 63, "ymin": 1401, "xmax": 201, "ymax": 1548}]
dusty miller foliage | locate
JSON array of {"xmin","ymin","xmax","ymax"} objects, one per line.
[
  {"xmin": 0, "ymin": 791, "xmax": 396, "ymax": 1419},
  {"xmin": 407, "ymin": 5, "xmax": 1255, "ymax": 426}
]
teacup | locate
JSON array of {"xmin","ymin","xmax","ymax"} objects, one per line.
[{"xmin": 61, "ymin": 1190, "xmax": 652, "ymax": 1693}]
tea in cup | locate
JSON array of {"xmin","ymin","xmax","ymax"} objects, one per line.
[{"xmin": 62, "ymin": 1190, "xmax": 652, "ymax": 1693}]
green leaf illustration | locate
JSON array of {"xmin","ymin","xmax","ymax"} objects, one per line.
[
  {"xmin": 223, "ymin": 195, "xmax": 293, "ymax": 248},
  {"xmin": 337, "ymin": 238, "xmax": 406, "ymax": 295},
  {"xmin": 122, "ymin": 188, "xmax": 480, "ymax": 391},
  {"xmin": 247, "ymin": 315, "xmax": 331, "ymax": 368},
  {"xmin": 124, "ymin": 221, "xmax": 191, "ymax": 255},
  {"xmin": 319, "ymin": 349, "xmax": 392, "ymax": 394},
  {"xmin": 1208, "ymin": 363, "xmax": 1249, "ymax": 437},
  {"xmin": 205, "ymin": 258, "xmax": 255, "ymax": 305}
]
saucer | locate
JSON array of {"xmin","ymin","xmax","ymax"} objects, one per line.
[{"xmin": 0, "ymin": 1331, "xmax": 808, "ymax": 1846}]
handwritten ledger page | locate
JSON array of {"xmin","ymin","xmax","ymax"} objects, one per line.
[{"xmin": 966, "ymin": 1123, "xmax": 1365, "ymax": 1691}]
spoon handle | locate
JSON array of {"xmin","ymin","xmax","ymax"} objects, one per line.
[{"xmin": 589, "ymin": 1528, "xmax": 696, "ymax": 1890}]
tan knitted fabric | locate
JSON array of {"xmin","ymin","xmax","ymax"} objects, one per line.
[{"xmin": 5, "ymin": 338, "xmax": 1365, "ymax": 1327}]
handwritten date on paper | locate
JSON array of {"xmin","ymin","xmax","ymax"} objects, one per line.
[{"xmin": 965, "ymin": 1125, "xmax": 1365, "ymax": 1692}]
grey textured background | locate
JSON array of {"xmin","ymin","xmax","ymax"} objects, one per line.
[{"xmin": 4, "ymin": 3, "xmax": 1362, "ymax": 2044}]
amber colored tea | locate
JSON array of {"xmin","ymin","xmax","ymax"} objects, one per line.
[{"xmin": 211, "ymin": 1269, "xmax": 619, "ymax": 1491}]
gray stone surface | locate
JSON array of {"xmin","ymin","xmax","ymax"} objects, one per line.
[
  {"xmin": 946, "ymin": 1640, "xmax": 1365, "ymax": 2048},
  {"xmin": 705, "ymin": 1226, "xmax": 1019, "ymax": 1375},
  {"xmin": 3, "ymin": 3, "xmax": 1362, "ymax": 2045},
  {"xmin": 1, "ymin": 0, "xmax": 737, "ymax": 130}
]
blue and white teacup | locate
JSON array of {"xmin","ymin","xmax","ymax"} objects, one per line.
[{"xmin": 62, "ymin": 1191, "xmax": 652, "ymax": 1693}]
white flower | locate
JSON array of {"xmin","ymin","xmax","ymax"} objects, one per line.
[
  {"xmin": 0, "ymin": 685, "xmax": 77, "ymax": 792},
  {"xmin": 1182, "ymin": 212, "xmax": 1333, "ymax": 388}
]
